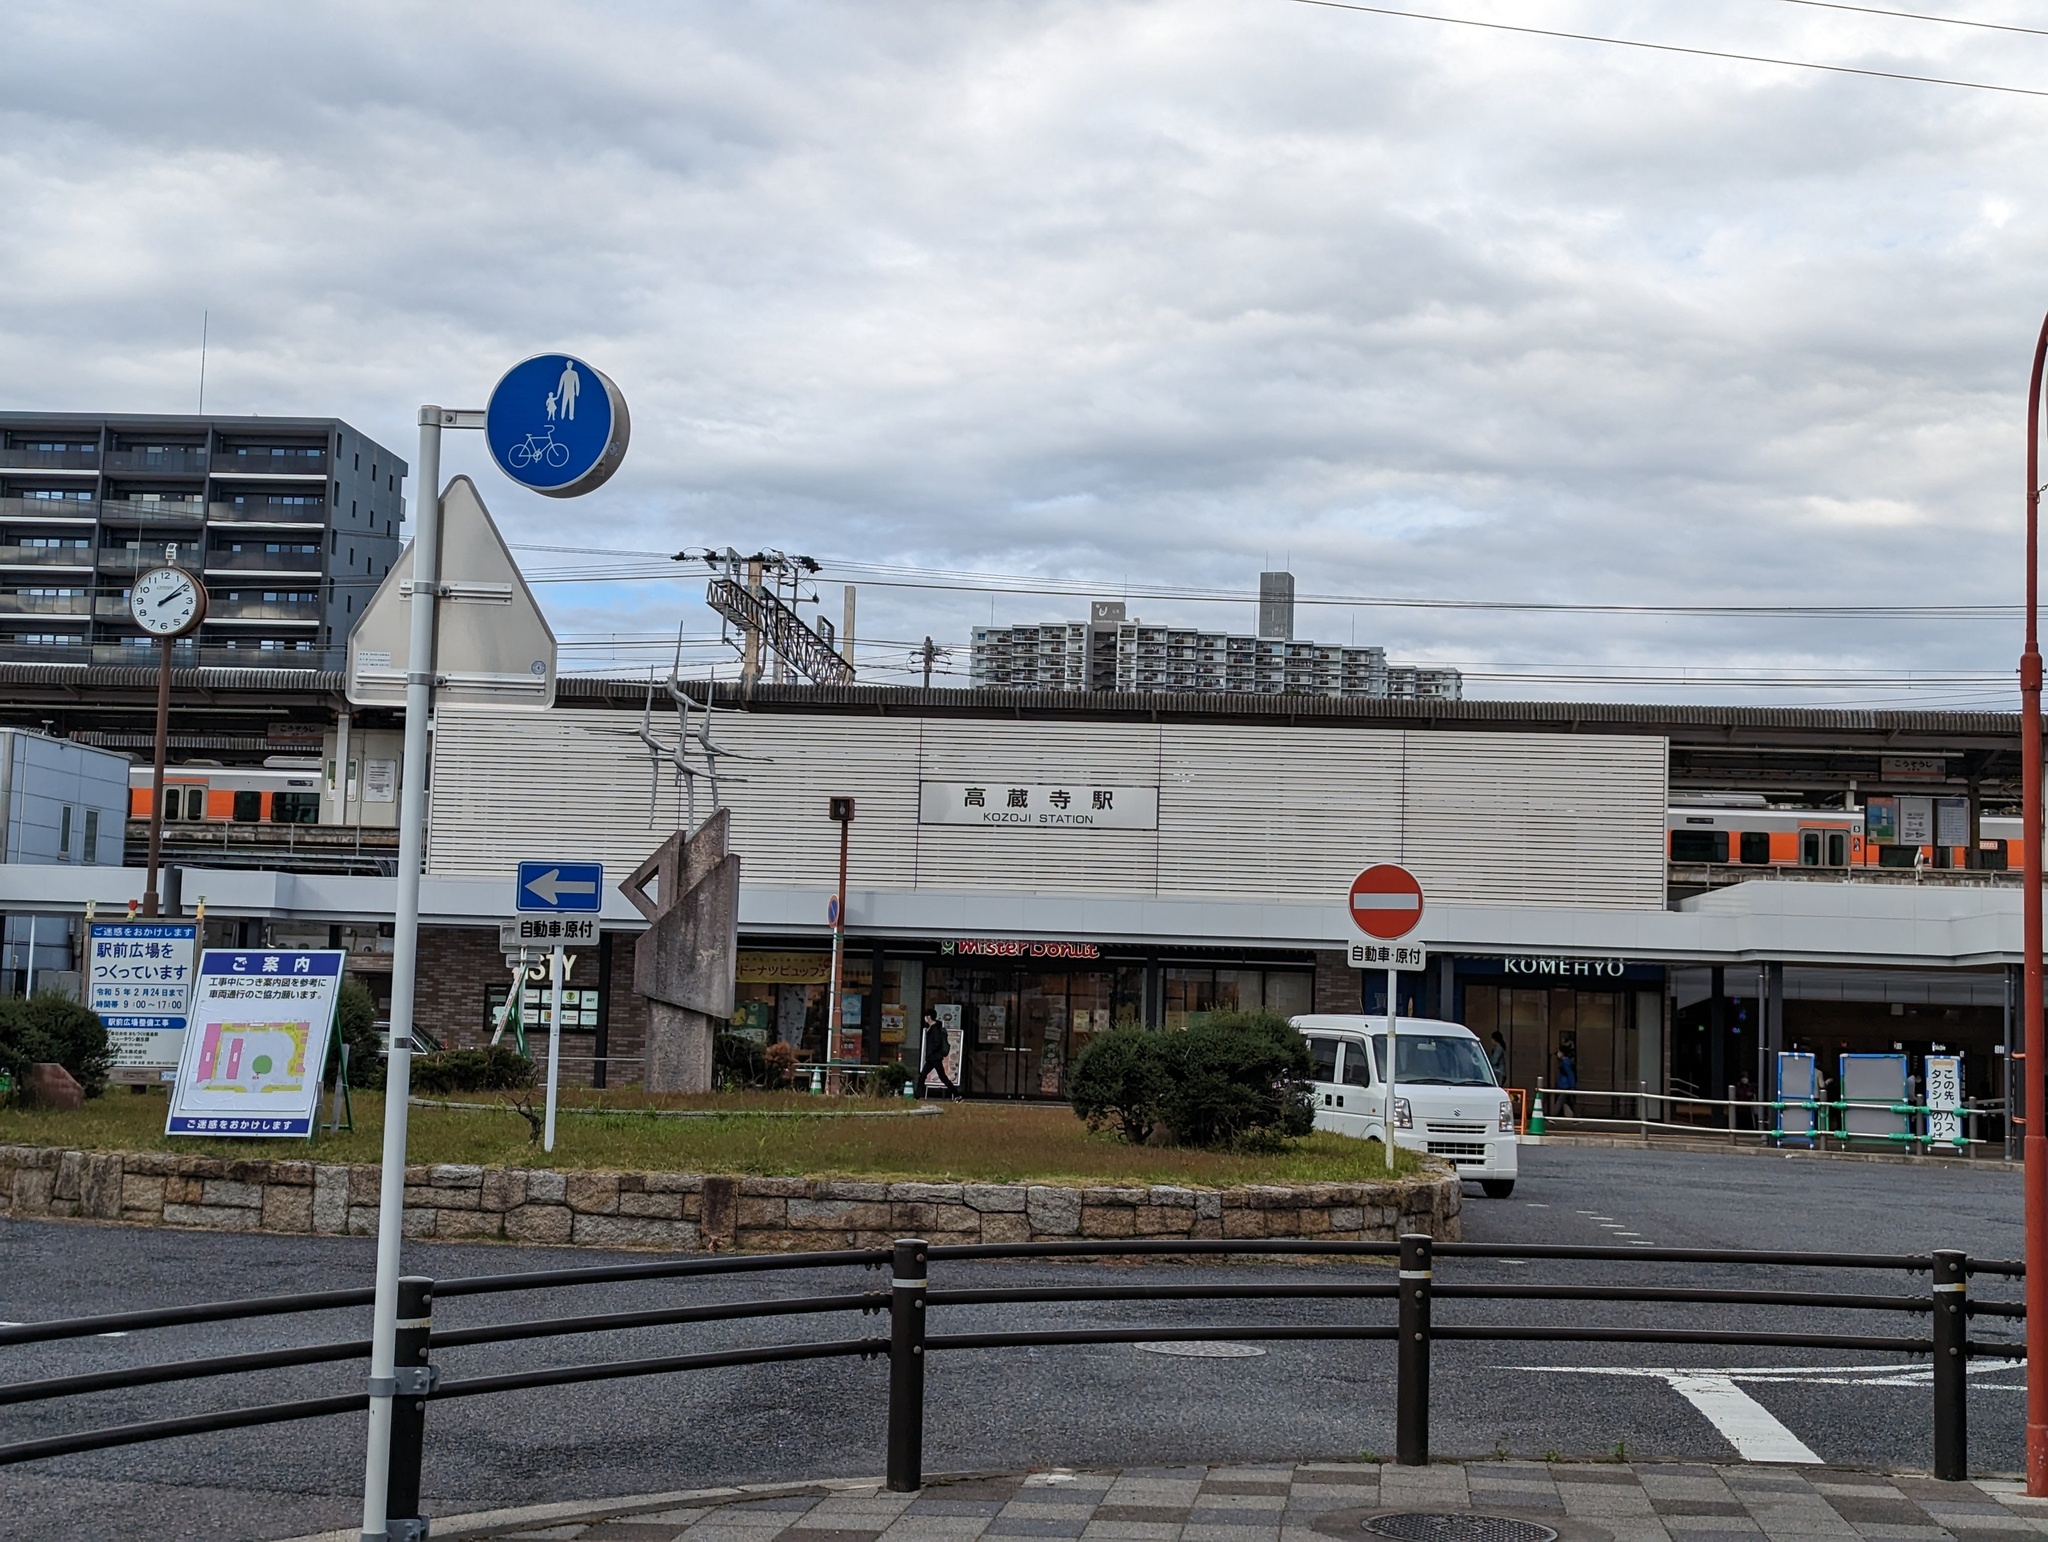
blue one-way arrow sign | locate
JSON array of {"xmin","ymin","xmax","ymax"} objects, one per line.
[{"xmin": 516, "ymin": 860, "xmax": 604, "ymax": 913}]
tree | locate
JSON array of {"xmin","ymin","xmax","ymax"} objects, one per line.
[
  {"xmin": 329, "ymin": 977, "xmax": 382, "ymax": 1087},
  {"xmin": 1156, "ymin": 1011, "xmax": 1315, "ymax": 1151},
  {"xmin": 1067, "ymin": 1025, "xmax": 1170, "ymax": 1145}
]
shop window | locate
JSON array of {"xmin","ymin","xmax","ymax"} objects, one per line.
[
  {"xmin": 1670, "ymin": 829, "xmax": 1728, "ymax": 863},
  {"xmin": 1739, "ymin": 831, "xmax": 1771, "ymax": 865},
  {"xmin": 232, "ymin": 790, "xmax": 261, "ymax": 823},
  {"xmin": 1265, "ymin": 972, "xmax": 1313, "ymax": 1018}
]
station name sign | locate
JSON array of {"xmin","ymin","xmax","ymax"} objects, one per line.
[
  {"xmin": 941, "ymin": 938, "xmax": 1103, "ymax": 960},
  {"xmin": 919, "ymin": 781, "xmax": 1158, "ymax": 831}
]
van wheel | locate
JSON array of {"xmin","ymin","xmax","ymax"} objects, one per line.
[{"xmin": 1480, "ymin": 1179, "xmax": 1515, "ymax": 1199}]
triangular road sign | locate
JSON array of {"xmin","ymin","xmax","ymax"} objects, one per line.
[{"xmin": 346, "ymin": 475, "xmax": 558, "ymax": 709}]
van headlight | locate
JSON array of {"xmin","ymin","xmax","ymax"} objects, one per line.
[
  {"xmin": 1500, "ymin": 1099, "xmax": 1513, "ymax": 1132},
  {"xmin": 1393, "ymin": 1096, "xmax": 1412, "ymax": 1130}
]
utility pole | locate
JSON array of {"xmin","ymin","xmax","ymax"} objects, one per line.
[
  {"xmin": 920, "ymin": 637, "xmax": 937, "ymax": 688},
  {"xmin": 740, "ymin": 558, "xmax": 765, "ymax": 689},
  {"xmin": 2022, "ymin": 308, "xmax": 2048, "ymax": 1495}
]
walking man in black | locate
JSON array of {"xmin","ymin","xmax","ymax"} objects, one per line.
[{"xmin": 919, "ymin": 1007, "xmax": 959, "ymax": 1099}]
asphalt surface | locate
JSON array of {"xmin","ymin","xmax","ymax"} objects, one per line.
[{"xmin": 0, "ymin": 1143, "xmax": 2026, "ymax": 1541}]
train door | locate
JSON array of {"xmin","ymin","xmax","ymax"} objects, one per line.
[{"xmin": 1799, "ymin": 827, "xmax": 1850, "ymax": 868}]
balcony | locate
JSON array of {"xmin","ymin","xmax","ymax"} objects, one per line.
[
  {"xmin": 207, "ymin": 499, "xmax": 326, "ymax": 526},
  {"xmin": 211, "ymin": 448, "xmax": 327, "ymax": 477},
  {"xmin": 0, "ymin": 545, "xmax": 95, "ymax": 569},
  {"xmin": 0, "ymin": 447, "xmax": 98, "ymax": 472},
  {"xmin": 208, "ymin": 597, "xmax": 322, "ymax": 624},
  {"xmin": 104, "ymin": 448, "xmax": 206, "ymax": 476},
  {"xmin": 0, "ymin": 497, "xmax": 96, "ymax": 524},
  {"xmin": 0, "ymin": 640, "xmax": 91, "ymax": 664},
  {"xmin": 100, "ymin": 499, "xmax": 205, "ymax": 528},
  {"xmin": 93, "ymin": 596, "xmax": 133, "ymax": 620},
  {"xmin": 95, "ymin": 548, "xmax": 174, "ymax": 576},
  {"xmin": 91, "ymin": 641, "xmax": 196, "ymax": 666},
  {"xmin": 203, "ymin": 548, "xmax": 323, "ymax": 575},
  {"xmin": 0, "ymin": 592, "xmax": 89, "ymax": 617}
]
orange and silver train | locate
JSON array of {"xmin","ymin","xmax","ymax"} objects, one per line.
[
  {"xmin": 1668, "ymin": 798, "xmax": 2017, "ymax": 871},
  {"xmin": 128, "ymin": 764, "xmax": 323, "ymax": 825}
]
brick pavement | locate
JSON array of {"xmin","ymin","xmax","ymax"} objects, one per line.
[{"xmin": 394, "ymin": 1461, "xmax": 2048, "ymax": 1542}]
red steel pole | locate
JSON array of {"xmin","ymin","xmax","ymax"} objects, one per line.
[{"xmin": 2024, "ymin": 310, "xmax": 2048, "ymax": 1495}]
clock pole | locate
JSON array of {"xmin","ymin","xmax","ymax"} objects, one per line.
[{"xmin": 142, "ymin": 631, "xmax": 172, "ymax": 918}]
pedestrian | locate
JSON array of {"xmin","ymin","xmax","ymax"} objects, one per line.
[
  {"xmin": 1553, "ymin": 1043, "xmax": 1577, "ymax": 1118},
  {"xmin": 1734, "ymin": 1071, "xmax": 1756, "ymax": 1130},
  {"xmin": 919, "ymin": 1007, "xmax": 959, "ymax": 1100},
  {"xmin": 1487, "ymin": 1030, "xmax": 1508, "ymax": 1083}
]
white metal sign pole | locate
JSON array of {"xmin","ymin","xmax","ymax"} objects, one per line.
[
  {"xmin": 545, "ymin": 943, "xmax": 564, "ymax": 1151},
  {"xmin": 1385, "ymin": 966, "xmax": 1398, "ymax": 1172},
  {"xmin": 360, "ymin": 406, "xmax": 444, "ymax": 1542}
]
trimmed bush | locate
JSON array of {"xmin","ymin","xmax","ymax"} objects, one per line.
[
  {"xmin": 871, "ymin": 1059, "xmax": 914, "ymax": 1097},
  {"xmin": 714, "ymin": 1031, "xmax": 769, "ymax": 1089},
  {"xmin": 329, "ymin": 977, "xmax": 383, "ymax": 1088},
  {"xmin": 1068, "ymin": 1024, "xmax": 1171, "ymax": 1145},
  {"xmin": 0, "ymin": 992, "xmax": 112, "ymax": 1100},
  {"xmin": 410, "ymin": 1044, "xmax": 535, "ymax": 1095},
  {"xmin": 1157, "ymin": 1011, "xmax": 1315, "ymax": 1152}
]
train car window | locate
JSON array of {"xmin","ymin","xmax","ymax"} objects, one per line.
[
  {"xmin": 232, "ymin": 790, "xmax": 262, "ymax": 823},
  {"xmin": 270, "ymin": 791, "xmax": 320, "ymax": 825},
  {"xmin": 1799, "ymin": 831, "xmax": 1821, "ymax": 866},
  {"xmin": 1981, "ymin": 842, "xmax": 2010, "ymax": 871},
  {"xmin": 1670, "ymin": 830, "xmax": 1728, "ymax": 863},
  {"xmin": 1739, "ymin": 831, "xmax": 1771, "ymax": 865},
  {"xmin": 184, "ymin": 787, "xmax": 206, "ymax": 821},
  {"xmin": 1825, "ymin": 831, "xmax": 1848, "ymax": 866}
]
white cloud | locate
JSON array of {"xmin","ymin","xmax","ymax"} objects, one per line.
[{"xmin": 1, "ymin": 0, "xmax": 2044, "ymax": 699}]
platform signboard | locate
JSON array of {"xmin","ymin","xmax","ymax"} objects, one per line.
[
  {"xmin": 90, "ymin": 921, "xmax": 196, "ymax": 1084},
  {"xmin": 165, "ymin": 950, "xmax": 344, "ymax": 1139}
]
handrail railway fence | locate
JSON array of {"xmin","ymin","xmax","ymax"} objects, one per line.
[{"xmin": 0, "ymin": 1238, "xmax": 2024, "ymax": 1541}]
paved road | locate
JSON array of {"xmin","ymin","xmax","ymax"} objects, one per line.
[{"xmin": 0, "ymin": 1143, "xmax": 2025, "ymax": 1541}]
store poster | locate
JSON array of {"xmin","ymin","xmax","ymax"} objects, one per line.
[
  {"xmin": 925, "ymin": 1005, "xmax": 964, "ymax": 1089},
  {"xmin": 879, "ymin": 1003, "xmax": 907, "ymax": 1047},
  {"xmin": 90, "ymin": 922, "xmax": 196, "ymax": 1081},
  {"xmin": 977, "ymin": 1002, "xmax": 1008, "ymax": 1045},
  {"xmin": 166, "ymin": 950, "xmax": 344, "ymax": 1138}
]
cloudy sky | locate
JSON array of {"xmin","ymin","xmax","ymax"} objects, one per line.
[{"xmin": 4, "ymin": 0, "xmax": 2046, "ymax": 704}]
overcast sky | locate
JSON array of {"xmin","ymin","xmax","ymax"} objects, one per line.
[{"xmin": 4, "ymin": 0, "xmax": 2046, "ymax": 703}]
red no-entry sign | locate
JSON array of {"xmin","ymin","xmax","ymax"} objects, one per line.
[{"xmin": 1348, "ymin": 864, "xmax": 1424, "ymax": 940}]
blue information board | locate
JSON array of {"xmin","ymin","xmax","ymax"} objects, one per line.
[
  {"xmin": 484, "ymin": 353, "xmax": 630, "ymax": 498},
  {"xmin": 517, "ymin": 860, "xmax": 605, "ymax": 913}
]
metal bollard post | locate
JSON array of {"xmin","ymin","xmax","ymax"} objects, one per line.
[
  {"xmin": 1397, "ymin": 1232, "xmax": 1432, "ymax": 1466},
  {"xmin": 887, "ymin": 1237, "xmax": 929, "ymax": 1493},
  {"xmin": 1931, "ymin": 1249, "xmax": 1968, "ymax": 1480},
  {"xmin": 382, "ymin": 1275, "xmax": 437, "ymax": 1541}
]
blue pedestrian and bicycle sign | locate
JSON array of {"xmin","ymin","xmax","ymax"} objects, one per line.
[
  {"xmin": 484, "ymin": 353, "xmax": 631, "ymax": 498},
  {"xmin": 516, "ymin": 860, "xmax": 606, "ymax": 913}
]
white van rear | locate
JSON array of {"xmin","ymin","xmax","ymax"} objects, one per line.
[{"xmin": 1291, "ymin": 1014, "xmax": 1519, "ymax": 1197}]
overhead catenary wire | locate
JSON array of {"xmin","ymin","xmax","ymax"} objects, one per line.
[
  {"xmin": 1761, "ymin": 0, "xmax": 2048, "ymax": 40},
  {"xmin": 1279, "ymin": 0, "xmax": 2048, "ymax": 99}
]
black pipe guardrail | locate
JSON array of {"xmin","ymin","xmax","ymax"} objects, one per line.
[{"xmin": 0, "ymin": 1237, "xmax": 2023, "ymax": 1541}]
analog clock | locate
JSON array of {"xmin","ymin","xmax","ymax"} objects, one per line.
[{"xmin": 130, "ymin": 566, "xmax": 208, "ymax": 638}]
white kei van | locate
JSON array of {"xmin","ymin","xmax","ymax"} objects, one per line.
[{"xmin": 1291, "ymin": 1014, "xmax": 1519, "ymax": 1197}]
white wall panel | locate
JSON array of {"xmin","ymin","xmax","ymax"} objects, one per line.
[{"xmin": 428, "ymin": 708, "xmax": 1667, "ymax": 913}]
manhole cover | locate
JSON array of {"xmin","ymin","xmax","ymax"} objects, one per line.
[
  {"xmin": 1366, "ymin": 1516, "xmax": 1558, "ymax": 1542},
  {"xmin": 1133, "ymin": 1341, "xmax": 1267, "ymax": 1358}
]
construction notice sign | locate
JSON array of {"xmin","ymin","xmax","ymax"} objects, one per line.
[
  {"xmin": 89, "ymin": 922, "xmax": 196, "ymax": 1082},
  {"xmin": 165, "ymin": 950, "xmax": 345, "ymax": 1139}
]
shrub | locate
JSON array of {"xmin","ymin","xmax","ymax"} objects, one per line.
[
  {"xmin": 0, "ymin": 992, "xmax": 112, "ymax": 1100},
  {"xmin": 871, "ymin": 1059, "xmax": 914, "ymax": 1097},
  {"xmin": 329, "ymin": 977, "xmax": 383, "ymax": 1088},
  {"xmin": 1068, "ymin": 1024, "xmax": 1171, "ymax": 1145},
  {"xmin": 410, "ymin": 1044, "xmax": 535, "ymax": 1095},
  {"xmin": 714, "ymin": 1031, "xmax": 769, "ymax": 1090},
  {"xmin": 1157, "ymin": 1010, "xmax": 1315, "ymax": 1151},
  {"xmin": 763, "ymin": 1040, "xmax": 799, "ymax": 1087}
]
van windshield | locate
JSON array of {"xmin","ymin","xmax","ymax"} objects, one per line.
[{"xmin": 1369, "ymin": 1033, "xmax": 1497, "ymax": 1087}]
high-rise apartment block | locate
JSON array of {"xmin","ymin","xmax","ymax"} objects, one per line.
[
  {"xmin": 971, "ymin": 574, "xmax": 1463, "ymax": 700},
  {"xmin": 0, "ymin": 413, "xmax": 406, "ymax": 669}
]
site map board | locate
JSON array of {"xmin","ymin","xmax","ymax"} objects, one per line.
[{"xmin": 165, "ymin": 949, "xmax": 344, "ymax": 1139}]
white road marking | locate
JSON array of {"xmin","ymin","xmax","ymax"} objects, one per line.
[{"xmin": 1666, "ymin": 1373, "xmax": 1822, "ymax": 1463}]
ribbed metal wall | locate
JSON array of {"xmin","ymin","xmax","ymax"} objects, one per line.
[{"xmin": 427, "ymin": 707, "xmax": 1669, "ymax": 911}]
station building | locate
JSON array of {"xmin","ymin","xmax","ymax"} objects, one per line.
[{"xmin": 0, "ymin": 666, "xmax": 2023, "ymax": 1122}]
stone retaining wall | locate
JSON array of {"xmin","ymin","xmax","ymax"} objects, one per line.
[{"xmin": 0, "ymin": 1144, "xmax": 1461, "ymax": 1250}]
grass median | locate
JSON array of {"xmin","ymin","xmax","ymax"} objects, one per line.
[{"xmin": 0, "ymin": 1089, "xmax": 1427, "ymax": 1185}]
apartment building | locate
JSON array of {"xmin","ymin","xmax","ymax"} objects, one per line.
[{"xmin": 0, "ymin": 413, "xmax": 406, "ymax": 669}]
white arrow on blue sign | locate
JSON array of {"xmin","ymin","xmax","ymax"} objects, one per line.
[
  {"xmin": 517, "ymin": 861, "xmax": 605, "ymax": 913},
  {"xmin": 484, "ymin": 353, "xmax": 631, "ymax": 499}
]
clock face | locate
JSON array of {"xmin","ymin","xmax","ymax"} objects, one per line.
[{"xmin": 131, "ymin": 567, "xmax": 205, "ymax": 637}]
